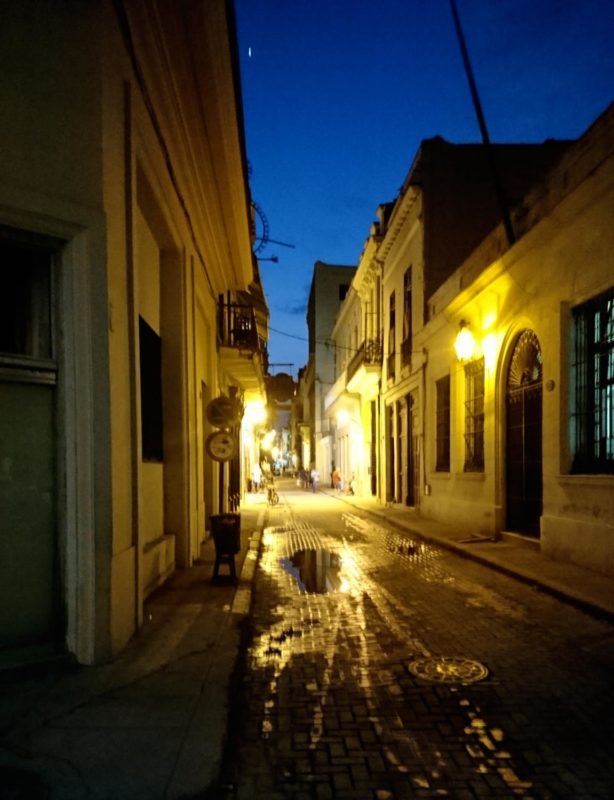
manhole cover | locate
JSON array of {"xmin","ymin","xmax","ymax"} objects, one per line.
[{"xmin": 407, "ymin": 656, "xmax": 488, "ymax": 684}]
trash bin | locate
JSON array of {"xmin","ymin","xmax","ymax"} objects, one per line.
[{"xmin": 210, "ymin": 513, "xmax": 241, "ymax": 580}]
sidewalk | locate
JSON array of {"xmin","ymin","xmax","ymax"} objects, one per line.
[
  {"xmin": 320, "ymin": 487, "xmax": 614, "ymax": 622},
  {"xmin": 0, "ymin": 495, "xmax": 268, "ymax": 800}
]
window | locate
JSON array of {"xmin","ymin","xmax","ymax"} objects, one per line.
[
  {"xmin": 436, "ymin": 374, "xmax": 450, "ymax": 471},
  {"xmin": 139, "ymin": 316, "xmax": 163, "ymax": 462},
  {"xmin": 401, "ymin": 267, "xmax": 412, "ymax": 365},
  {"xmin": 571, "ymin": 288, "xmax": 614, "ymax": 473},
  {"xmin": 0, "ymin": 229, "xmax": 54, "ymax": 362},
  {"xmin": 464, "ymin": 358, "xmax": 484, "ymax": 472},
  {"xmin": 387, "ymin": 290, "xmax": 396, "ymax": 379},
  {"xmin": 339, "ymin": 283, "xmax": 349, "ymax": 302}
]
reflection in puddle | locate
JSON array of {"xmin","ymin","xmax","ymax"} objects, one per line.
[
  {"xmin": 252, "ymin": 519, "xmax": 532, "ymax": 794},
  {"xmin": 281, "ymin": 549, "xmax": 343, "ymax": 594}
]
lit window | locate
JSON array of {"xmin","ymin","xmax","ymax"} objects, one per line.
[
  {"xmin": 464, "ymin": 358, "xmax": 484, "ymax": 472},
  {"xmin": 571, "ymin": 287, "xmax": 614, "ymax": 473}
]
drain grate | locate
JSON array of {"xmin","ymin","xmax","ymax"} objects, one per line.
[{"xmin": 407, "ymin": 656, "xmax": 488, "ymax": 684}]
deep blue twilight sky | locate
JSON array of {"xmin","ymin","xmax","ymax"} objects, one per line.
[{"xmin": 234, "ymin": 0, "xmax": 614, "ymax": 377}]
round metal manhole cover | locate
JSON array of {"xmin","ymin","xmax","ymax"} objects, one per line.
[{"xmin": 407, "ymin": 656, "xmax": 488, "ymax": 684}]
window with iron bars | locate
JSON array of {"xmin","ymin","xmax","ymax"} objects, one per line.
[
  {"xmin": 387, "ymin": 289, "xmax": 396, "ymax": 381},
  {"xmin": 464, "ymin": 358, "xmax": 484, "ymax": 472},
  {"xmin": 435, "ymin": 374, "xmax": 450, "ymax": 472},
  {"xmin": 571, "ymin": 287, "xmax": 614, "ymax": 473},
  {"xmin": 401, "ymin": 266, "xmax": 412, "ymax": 367}
]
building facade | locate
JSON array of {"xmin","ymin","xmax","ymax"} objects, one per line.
[
  {"xmin": 419, "ymin": 103, "xmax": 614, "ymax": 576},
  {"xmin": 303, "ymin": 261, "xmax": 356, "ymax": 480},
  {"xmin": 312, "ymin": 105, "xmax": 613, "ymax": 578},
  {"xmin": 324, "ymin": 208, "xmax": 389, "ymax": 496},
  {"xmin": 0, "ymin": 0, "xmax": 268, "ymax": 666}
]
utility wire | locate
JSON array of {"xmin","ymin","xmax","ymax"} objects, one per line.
[{"xmin": 269, "ymin": 325, "xmax": 367, "ymax": 355}]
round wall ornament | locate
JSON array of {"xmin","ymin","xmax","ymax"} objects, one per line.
[{"xmin": 206, "ymin": 396, "xmax": 241, "ymax": 428}]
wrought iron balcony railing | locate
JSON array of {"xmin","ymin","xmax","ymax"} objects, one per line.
[
  {"xmin": 218, "ymin": 300, "xmax": 260, "ymax": 351},
  {"xmin": 346, "ymin": 338, "xmax": 383, "ymax": 384}
]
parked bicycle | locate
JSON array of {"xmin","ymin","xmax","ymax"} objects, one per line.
[{"xmin": 266, "ymin": 478, "xmax": 279, "ymax": 506}]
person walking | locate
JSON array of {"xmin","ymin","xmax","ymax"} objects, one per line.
[
  {"xmin": 251, "ymin": 462, "xmax": 262, "ymax": 493},
  {"xmin": 332, "ymin": 466, "xmax": 342, "ymax": 492},
  {"xmin": 310, "ymin": 466, "xmax": 320, "ymax": 492}
]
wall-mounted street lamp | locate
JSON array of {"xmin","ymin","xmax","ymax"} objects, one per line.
[
  {"xmin": 336, "ymin": 409, "xmax": 350, "ymax": 426},
  {"xmin": 454, "ymin": 320, "xmax": 476, "ymax": 362},
  {"xmin": 257, "ymin": 255, "xmax": 279, "ymax": 263}
]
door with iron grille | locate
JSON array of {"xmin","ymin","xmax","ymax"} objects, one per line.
[{"xmin": 505, "ymin": 330, "xmax": 543, "ymax": 536}]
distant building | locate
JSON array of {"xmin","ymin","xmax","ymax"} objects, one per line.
[
  {"xmin": 292, "ymin": 365, "xmax": 312, "ymax": 472},
  {"xmin": 265, "ymin": 372, "xmax": 296, "ymax": 471},
  {"xmin": 303, "ymin": 261, "xmax": 356, "ymax": 478}
]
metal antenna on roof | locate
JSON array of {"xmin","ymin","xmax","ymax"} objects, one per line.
[{"xmin": 449, "ymin": 0, "xmax": 516, "ymax": 246}]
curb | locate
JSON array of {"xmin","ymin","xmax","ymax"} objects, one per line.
[{"xmin": 321, "ymin": 489, "xmax": 614, "ymax": 623}]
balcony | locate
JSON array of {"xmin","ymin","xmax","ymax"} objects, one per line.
[
  {"xmin": 217, "ymin": 298, "xmax": 266, "ymax": 392},
  {"xmin": 346, "ymin": 338, "xmax": 383, "ymax": 395}
]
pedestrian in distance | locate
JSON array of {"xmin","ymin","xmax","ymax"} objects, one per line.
[
  {"xmin": 332, "ymin": 466, "xmax": 342, "ymax": 492},
  {"xmin": 310, "ymin": 467, "xmax": 320, "ymax": 492},
  {"xmin": 251, "ymin": 462, "xmax": 262, "ymax": 493}
]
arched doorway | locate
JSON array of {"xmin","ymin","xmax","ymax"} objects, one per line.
[{"xmin": 505, "ymin": 330, "xmax": 543, "ymax": 536}]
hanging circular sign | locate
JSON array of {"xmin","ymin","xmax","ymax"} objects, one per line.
[
  {"xmin": 206, "ymin": 431, "xmax": 237, "ymax": 462},
  {"xmin": 206, "ymin": 396, "xmax": 241, "ymax": 428}
]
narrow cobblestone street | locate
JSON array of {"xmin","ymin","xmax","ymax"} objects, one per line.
[{"xmin": 218, "ymin": 481, "xmax": 614, "ymax": 800}]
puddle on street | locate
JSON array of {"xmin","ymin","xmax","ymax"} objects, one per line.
[
  {"xmin": 280, "ymin": 548, "xmax": 344, "ymax": 593},
  {"xmin": 246, "ymin": 520, "xmax": 535, "ymax": 795}
]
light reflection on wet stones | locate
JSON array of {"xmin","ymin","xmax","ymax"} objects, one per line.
[
  {"xmin": 239, "ymin": 517, "xmax": 541, "ymax": 797},
  {"xmin": 281, "ymin": 548, "xmax": 343, "ymax": 593}
]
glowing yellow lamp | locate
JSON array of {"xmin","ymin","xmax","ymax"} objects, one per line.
[
  {"xmin": 336, "ymin": 409, "xmax": 350, "ymax": 426},
  {"xmin": 454, "ymin": 320, "xmax": 476, "ymax": 362}
]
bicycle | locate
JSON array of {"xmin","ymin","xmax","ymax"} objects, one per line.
[{"xmin": 266, "ymin": 481, "xmax": 279, "ymax": 506}]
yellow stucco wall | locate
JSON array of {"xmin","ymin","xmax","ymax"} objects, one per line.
[{"xmin": 420, "ymin": 138, "xmax": 614, "ymax": 575}]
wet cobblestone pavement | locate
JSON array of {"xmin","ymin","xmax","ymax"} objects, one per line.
[{"xmin": 219, "ymin": 487, "xmax": 614, "ymax": 799}]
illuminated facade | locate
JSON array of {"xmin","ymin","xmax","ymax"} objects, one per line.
[
  {"xmin": 419, "ymin": 103, "xmax": 614, "ymax": 576},
  {"xmin": 324, "ymin": 207, "xmax": 388, "ymax": 496},
  {"xmin": 319, "ymin": 106, "xmax": 614, "ymax": 577},
  {"xmin": 377, "ymin": 137, "xmax": 570, "ymax": 510},
  {"xmin": 0, "ymin": 0, "xmax": 267, "ymax": 665}
]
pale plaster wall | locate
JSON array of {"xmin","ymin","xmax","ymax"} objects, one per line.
[
  {"xmin": 0, "ymin": 3, "xmax": 102, "ymax": 207},
  {"xmin": 135, "ymin": 207, "xmax": 164, "ymax": 551},
  {"xmin": 0, "ymin": 1, "xmax": 117, "ymax": 663},
  {"xmin": 102, "ymin": 38, "xmax": 137, "ymax": 654},
  {"xmin": 421, "ymin": 129, "xmax": 614, "ymax": 575},
  {"xmin": 0, "ymin": 0, "xmax": 258, "ymax": 663}
]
